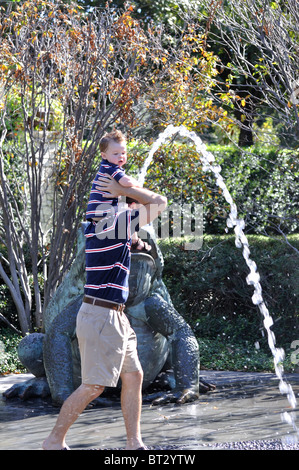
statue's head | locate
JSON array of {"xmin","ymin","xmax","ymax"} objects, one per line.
[
  {"xmin": 126, "ymin": 224, "xmax": 164, "ymax": 307},
  {"xmin": 127, "ymin": 253, "xmax": 155, "ymax": 306}
]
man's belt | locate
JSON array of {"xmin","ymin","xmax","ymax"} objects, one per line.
[{"xmin": 83, "ymin": 295, "xmax": 124, "ymax": 312}]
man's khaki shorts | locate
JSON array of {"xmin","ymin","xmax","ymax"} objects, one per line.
[{"xmin": 76, "ymin": 300, "xmax": 142, "ymax": 387}]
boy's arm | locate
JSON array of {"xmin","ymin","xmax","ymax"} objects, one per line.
[{"xmin": 96, "ymin": 174, "xmax": 167, "ymax": 226}]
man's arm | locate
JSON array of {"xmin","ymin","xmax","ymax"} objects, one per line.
[
  {"xmin": 118, "ymin": 174, "xmax": 141, "ymax": 188},
  {"xmin": 96, "ymin": 174, "xmax": 167, "ymax": 226}
]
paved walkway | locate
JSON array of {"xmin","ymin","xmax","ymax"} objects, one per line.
[{"xmin": 0, "ymin": 371, "xmax": 299, "ymax": 451}]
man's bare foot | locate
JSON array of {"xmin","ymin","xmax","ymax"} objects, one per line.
[
  {"xmin": 42, "ymin": 436, "xmax": 70, "ymax": 450},
  {"xmin": 125, "ymin": 438, "xmax": 148, "ymax": 450}
]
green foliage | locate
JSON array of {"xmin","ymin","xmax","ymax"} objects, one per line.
[
  {"xmin": 208, "ymin": 145, "xmax": 299, "ymax": 234},
  {"xmin": 78, "ymin": 0, "xmax": 198, "ymax": 26},
  {"xmin": 198, "ymin": 338, "xmax": 274, "ymax": 372},
  {"xmin": 2, "ymin": 87, "xmax": 64, "ymax": 134},
  {"xmin": 0, "ymin": 283, "xmax": 19, "ymax": 328},
  {"xmin": 0, "ymin": 328, "xmax": 25, "ymax": 374}
]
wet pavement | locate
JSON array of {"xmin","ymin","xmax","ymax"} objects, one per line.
[{"xmin": 1, "ymin": 370, "xmax": 299, "ymax": 451}]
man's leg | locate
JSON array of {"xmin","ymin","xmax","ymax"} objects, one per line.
[
  {"xmin": 42, "ymin": 383, "xmax": 104, "ymax": 450},
  {"xmin": 120, "ymin": 370, "xmax": 145, "ymax": 450}
]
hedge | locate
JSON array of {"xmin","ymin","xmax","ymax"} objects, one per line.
[{"xmin": 158, "ymin": 234, "xmax": 299, "ymax": 353}]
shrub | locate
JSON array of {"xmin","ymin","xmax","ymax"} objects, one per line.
[
  {"xmin": 0, "ymin": 328, "xmax": 25, "ymax": 374},
  {"xmin": 208, "ymin": 145, "xmax": 298, "ymax": 235}
]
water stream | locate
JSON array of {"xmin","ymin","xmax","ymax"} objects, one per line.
[{"xmin": 137, "ymin": 124, "xmax": 298, "ymax": 441}]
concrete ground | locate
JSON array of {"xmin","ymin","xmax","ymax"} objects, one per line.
[{"xmin": 1, "ymin": 370, "xmax": 299, "ymax": 451}]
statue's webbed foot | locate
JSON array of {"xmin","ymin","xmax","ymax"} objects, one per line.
[
  {"xmin": 146, "ymin": 380, "xmax": 216, "ymax": 406},
  {"xmin": 149, "ymin": 388, "xmax": 200, "ymax": 406},
  {"xmin": 198, "ymin": 379, "xmax": 216, "ymax": 393},
  {"xmin": 3, "ymin": 376, "xmax": 50, "ymax": 400}
]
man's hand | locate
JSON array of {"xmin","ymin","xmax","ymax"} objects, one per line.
[
  {"xmin": 96, "ymin": 174, "xmax": 167, "ymax": 226},
  {"xmin": 96, "ymin": 174, "xmax": 123, "ymax": 199}
]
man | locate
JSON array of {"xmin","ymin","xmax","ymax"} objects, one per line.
[{"xmin": 42, "ymin": 173, "xmax": 167, "ymax": 450}]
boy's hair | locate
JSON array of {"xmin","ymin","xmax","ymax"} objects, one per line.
[{"xmin": 99, "ymin": 130, "xmax": 126, "ymax": 152}]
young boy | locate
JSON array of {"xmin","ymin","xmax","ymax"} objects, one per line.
[{"xmin": 86, "ymin": 130, "xmax": 150, "ymax": 251}]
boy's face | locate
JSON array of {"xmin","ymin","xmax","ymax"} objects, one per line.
[{"xmin": 102, "ymin": 140, "xmax": 127, "ymax": 167}]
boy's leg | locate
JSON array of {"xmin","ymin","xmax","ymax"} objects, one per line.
[
  {"xmin": 120, "ymin": 370, "xmax": 145, "ymax": 450},
  {"xmin": 42, "ymin": 383, "xmax": 104, "ymax": 450}
]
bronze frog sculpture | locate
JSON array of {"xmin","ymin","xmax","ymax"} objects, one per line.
[{"xmin": 4, "ymin": 224, "xmax": 215, "ymax": 406}]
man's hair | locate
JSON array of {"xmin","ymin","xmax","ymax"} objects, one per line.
[
  {"xmin": 126, "ymin": 196, "xmax": 139, "ymax": 205},
  {"xmin": 99, "ymin": 130, "xmax": 126, "ymax": 152}
]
